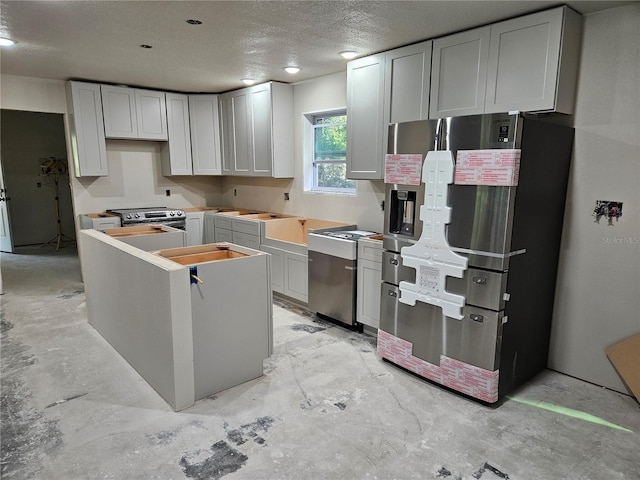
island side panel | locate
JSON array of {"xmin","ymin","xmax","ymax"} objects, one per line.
[
  {"xmin": 79, "ymin": 230, "xmax": 195, "ymax": 411},
  {"xmin": 189, "ymin": 253, "xmax": 272, "ymax": 400}
]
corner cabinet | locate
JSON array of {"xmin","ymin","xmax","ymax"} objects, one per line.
[
  {"xmin": 485, "ymin": 6, "xmax": 582, "ymax": 114},
  {"xmin": 219, "ymin": 82, "xmax": 294, "ymax": 178},
  {"xmin": 101, "ymin": 85, "xmax": 168, "ymax": 140},
  {"xmin": 347, "ymin": 41, "xmax": 432, "ymax": 180},
  {"xmin": 189, "ymin": 95, "xmax": 222, "ymax": 175},
  {"xmin": 66, "ymin": 81, "xmax": 108, "ymax": 177},
  {"xmin": 161, "ymin": 93, "xmax": 193, "ymax": 175}
]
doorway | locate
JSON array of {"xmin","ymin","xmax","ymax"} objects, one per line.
[{"xmin": 0, "ymin": 110, "xmax": 74, "ymax": 251}]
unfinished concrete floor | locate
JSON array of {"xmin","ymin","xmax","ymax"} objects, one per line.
[{"xmin": 1, "ymin": 245, "xmax": 639, "ymax": 480}]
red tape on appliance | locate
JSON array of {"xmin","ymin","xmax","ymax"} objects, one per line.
[
  {"xmin": 377, "ymin": 329, "xmax": 499, "ymax": 403},
  {"xmin": 454, "ymin": 149, "xmax": 521, "ymax": 186}
]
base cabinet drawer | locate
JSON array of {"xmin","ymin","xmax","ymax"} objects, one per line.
[
  {"xmin": 215, "ymin": 228, "xmax": 233, "ymax": 243},
  {"xmin": 232, "ymin": 231, "xmax": 260, "ymax": 250}
]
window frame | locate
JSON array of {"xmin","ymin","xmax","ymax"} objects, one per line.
[{"xmin": 303, "ymin": 108, "xmax": 355, "ymax": 195}]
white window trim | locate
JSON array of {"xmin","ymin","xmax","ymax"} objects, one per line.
[{"xmin": 303, "ymin": 107, "xmax": 356, "ymax": 196}]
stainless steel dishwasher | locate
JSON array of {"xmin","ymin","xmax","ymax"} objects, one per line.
[{"xmin": 308, "ymin": 229, "xmax": 378, "ymax": 327}]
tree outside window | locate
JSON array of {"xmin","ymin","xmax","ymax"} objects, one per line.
[{"xmin": 311, "ymin": 112, "xmax": 355, "ymax": 193}]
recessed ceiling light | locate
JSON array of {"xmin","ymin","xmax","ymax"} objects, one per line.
[
  {"xmin": 140, "ymin": 44, "xmax": 153, "ymax": 49},
  {"xmin": 0, "ymin": 38, "xmax": 16, "ymax": 47},
  {"xmin": 284, "ymin": 66, "xmax": 301, "ymax": 74},
  {"xmin": 241, "ymin": 78, "xmax": 256, "ymax": 86},
  {"xmin": 340, "ymin": 51, "xmax": 357, "ymax": 59},
  {"xmin": 186, "ymin": 19, "xmax": 202, "ymax": 25}
]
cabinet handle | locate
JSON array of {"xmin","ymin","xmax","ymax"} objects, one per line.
[
  {"xmin": 390, "ymin": 258, "xmax": 398, "ymax": 265},
  {"xmin": 388, "ymin": 291, "xmax": 397, "ymax": 298},
  {"xmin": 470, "ymin": 314, "xmax": 484, "ymax": 323},
  {"xmin": 345, "ymin": 266, "xmax": 356, "ymax": 271},
  {"xmin": 472, "ymin": 276, "xmax": 487, "ymax": 285}
]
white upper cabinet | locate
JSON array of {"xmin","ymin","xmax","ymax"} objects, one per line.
[
  {"xmin": 135, "ymin": 89, "xmax": 168, "ymax": 140},
  {"xmin": 384, "ymin": 40, "xmax": 432, "ymax": 124},
  {"xmin": 101, "ymin": 85, "xmax": 167, "ymax": 140},
  {"xmin": 66, "ymin": 81, "xmax": 108, "ymax": 177},
  {"xmin": 347, "ymin": 42, "xmax": 433, "ymax": 180},
  {"xmin": 188, "ymin": 95, "xmax": 222, "ymax": 175},
  {"xmin": 346, "ymin": 53, "xmax": 386, "ymax": 180},
  {"xmin": 219, "ymin": 82, "xmax": 293, "ymax": 178},
  {"xmin": 430, "ymin": 27, "xmax": 491, "ymax": 118},
  {"xmin": 485, "ymin": 6, "xmax": 582, "ymax": 114},
  {"xmin": 161, "ymin": 93, "xmax": 193, "ymax": 175},
  {"xmin": 430, "ymin": 6, "xmax": 582, "ymax": 117},
  {"xmin": 219, "ymin": 94, "xmax": 234, "ymax": 175}
]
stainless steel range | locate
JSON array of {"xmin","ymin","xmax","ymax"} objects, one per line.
[
  {"xmin": 308, "ymin": 229, "xmax": 378, "ymax": 328},
  {"xmin": 107, "ymin": 207, "xmax": 186, "ymax": 230}
]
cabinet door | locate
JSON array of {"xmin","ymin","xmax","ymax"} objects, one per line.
[
  {"xmin": 248, "ymin": 84, "xmax": 273, "ymax": 176},
  {"xmin": 135, "ymin": 89, "xmax": 168, "ymax": 140},
  {"xmin": 66, "ymin": 82, "xmax": 108, "ymax": 177},
  {"xmin": 161, "ymin": 93, "xmax": 193, "ymax": 175},
  {"xmin": 284, "ymin": 251, "xmax": 308, "ymax": 303},
  {"xmin": 185, "ymin": 213, "xmax": 204, "ymax": 246},
  {"xmin": 260, "ymin": 245, "xmax": 284, "ymax": 294},
  {"xmin": 203, "ymin": 214, "xmax": 216, "ymax": 244},
  {"xmin": 215, "ymin": 228, "xmax": 233, "ymax": 244},
  {"xmin": 357, "ymin": 258, "xmax": 382, "ymax": 329},
  {"xmin": 189, "ymin": 95, "xmax": 222, "ymax": 175},
  {"xmin": 219, "ymin": 94, "xmax": 235, "ymax": 175},
  {"xmin": 346, "ymin": 53, "xmax": 385, "ymax": 180},
  {"xmin": 384, "ymin": 41, "xmax": 432, "ymax": 124},
  {"xmin": 101, "ymin": 85, "xmax": 138, "ymax": 139},
  {"xmin": 430, "ymin": 27, "xmax": 490, "ymax": 118},
  {"xmin": 485, "ymin": 7, "xmax": 564, "ymax": 113},
  {"xmin": 231, "ymin": 91, "xmax": 251, "ymax": 175}
]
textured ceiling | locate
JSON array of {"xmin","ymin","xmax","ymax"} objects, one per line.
[{"xmin": 0, "ymin": 0, "xmax": 635, "ymax": 93}]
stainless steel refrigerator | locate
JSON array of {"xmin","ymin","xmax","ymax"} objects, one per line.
[{"xmin": 378, "ymin": 112, "xmax": 574, "ymax": 403}]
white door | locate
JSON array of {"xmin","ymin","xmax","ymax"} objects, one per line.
[{"xmin": 0, "ymin": 158, "xmax": 14, "ymax": 253}]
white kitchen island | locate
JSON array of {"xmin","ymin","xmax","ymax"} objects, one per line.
[{"xmin": 79, "ymin": 230, "xmax": 272, "ymax": 411}]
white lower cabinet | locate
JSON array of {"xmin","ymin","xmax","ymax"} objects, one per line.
[
  {"xmin": 185, "ymin": 212, "xmax": 205, "ymax": 246},
  {"xmin": 260, "ymin": 245, "xmax": 285, "ymax": 294},
  {"xmin": 203, "ymin": 213, "xmax": 216, "ymax": 244},
  {"xmin": 79, "ymin": 213, "xmax": 121, "ymax": 230},
  {"xmin": 357, "ymin": 238, "xmax": 383, "ymax": 329},
  {"xmin": 232, "ymin": 231, "xmax": 260, "ymax": 250},
  {"xmin": 260, "ymin": 244, "xmax": 307, "ymax": 303},
  {"xmin": 215, "ymin": 227, "xmax": 233, "ymax": 244},
  {"xmin": 284, "ymin": 251, "xmax": 308, "ymax": 303}
]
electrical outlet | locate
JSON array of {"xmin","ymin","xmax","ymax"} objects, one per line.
[
  {"xmin": 166, "ymin": 189, "xmax": 171, "ymax": 196},
  {"xmin": 284, "ymin": 192, "xmax": 290, "ymax": 201}
]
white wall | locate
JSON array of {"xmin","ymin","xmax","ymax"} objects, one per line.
[
  {"xmin": 548, "ymin": 4, "xmax": 640, "ymax": 394},
  {"xmin": 221, "ymin": 71, "xmax": 386, "ymax": 232}
]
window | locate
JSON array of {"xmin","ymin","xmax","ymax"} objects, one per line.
[{"xmin": 305, "ymin": 110, "xmax": 355, "ymax": 193}]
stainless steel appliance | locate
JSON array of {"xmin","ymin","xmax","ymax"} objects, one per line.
[
  {"xmin": 107, "ymin": 207, "xmax": 186, "ymax": 230},
  {"xmin": 379, "ymin": 112, "xmax": 574, "ymax": 403},
  {"xmin": 308, "ymin": 229, "xmax": 378, "ymax": 327}
]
